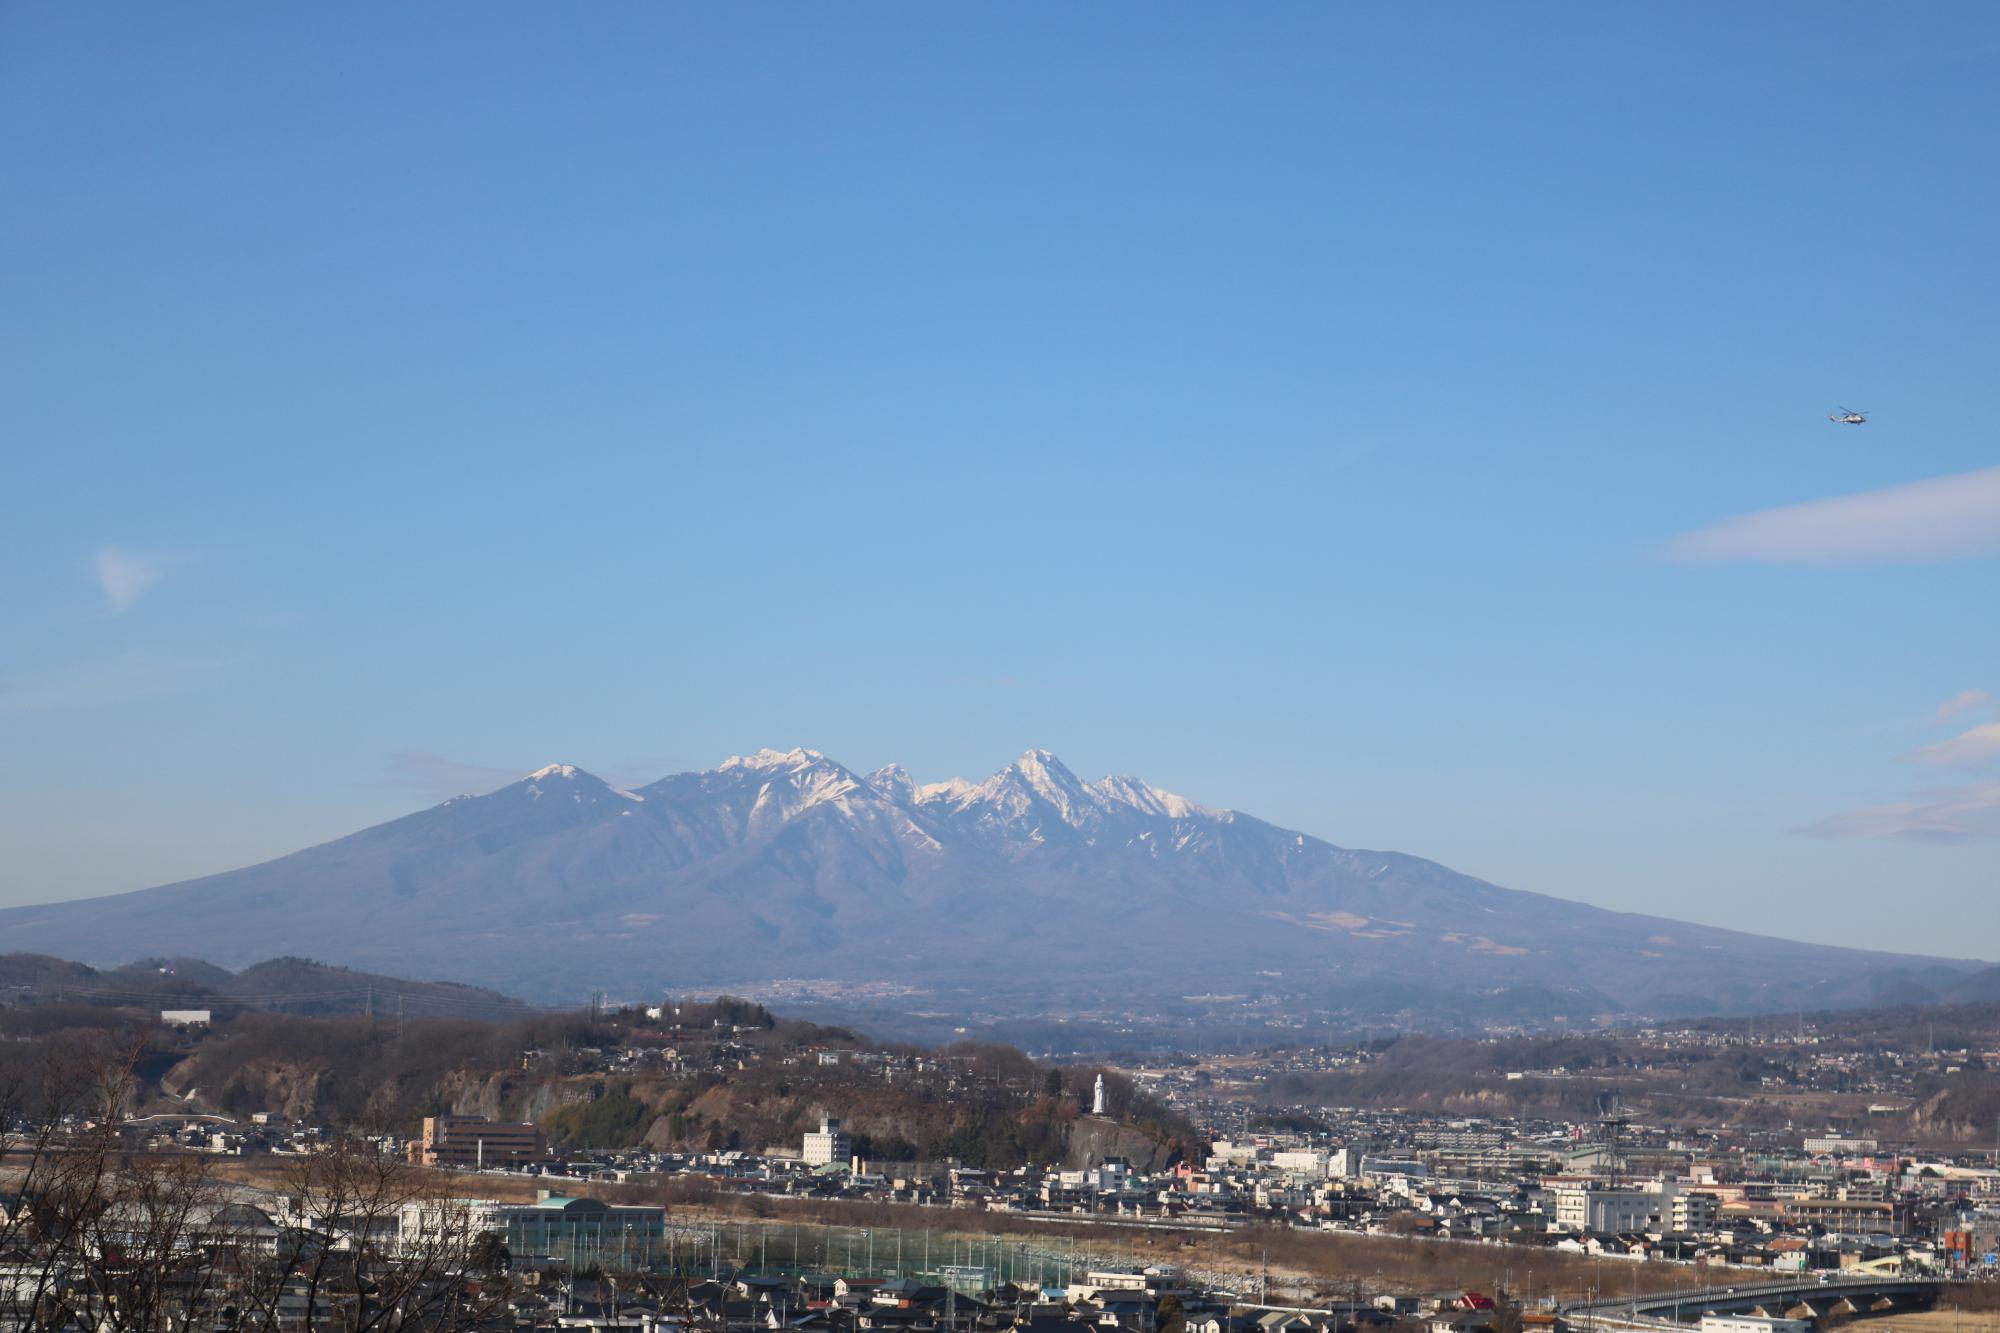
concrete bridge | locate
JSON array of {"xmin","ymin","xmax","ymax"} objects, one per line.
[{"xmin": 1564, "ymin": 1276, "xmax": 1940, "ymax": 1328}]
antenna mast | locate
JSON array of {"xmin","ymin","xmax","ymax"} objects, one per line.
[{"xmin": 1597, "ymin": 1093, "xmax": 1630, "ymax": 1190}]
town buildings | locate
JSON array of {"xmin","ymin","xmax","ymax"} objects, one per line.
[
  {"xmin": 407, "ymin": 1113, "xmax": 547, "ymax": 1168},
  {"xmin": 804, "ymin": 1115, "xmax": 853, "ymax": 1167}
]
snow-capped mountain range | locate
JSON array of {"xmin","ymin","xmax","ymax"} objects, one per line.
[{"xmin": 0, "ymin": 747, "xmax": 1980, "ymax": 1026}]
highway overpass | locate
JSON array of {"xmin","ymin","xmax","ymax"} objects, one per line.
[{"xmin": 1565, "ymin": 1276, "xmax": 1940, "ymax": 1328}]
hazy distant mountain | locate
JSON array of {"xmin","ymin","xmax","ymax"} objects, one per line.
[
  {"xmin": 0, "ymin": 951, "xmax": 530, "ymax": 1020},
  {"xmin": 0, "ymin": 748, "xmax": 1980, "ymax": 1027},
  {"xmin": 1943, "ymin": 964, "xmax": 2000, "ymax": 1005}
]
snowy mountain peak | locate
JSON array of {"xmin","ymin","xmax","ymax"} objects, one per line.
[
  {"xmin": 1005, "ymin": 747, "xmax": 1089, "ymax": 802},
  {"xmin": 512, "ymin": 750, "xmax": 1226, "ymax": 831},
  {"xmin": 865, "ymin": 763, "xmax": 918, "ymax": 803},
  {"xmin": 943, "ymin": 748, "xmax": 1099, "ymax": 829},
  {"xmin": 865, "ymin": 751, "xmax": 1224, "ymax": 838},
  {"xmin": 1091, "ymin": 774, "xmax": 1212, "ymax": 820},
  {"xmin": 510, "ymin": 763, "xmax": 642, "ymax": 804},
  {"xmin": 1, "ymin": 742, "xmax": 1966, "ymax": 1029},
  {"xmin": 1011, "ymin": 747, "xmax": 1074, "ymax": 780},
  {"xmin": 527, "ymin": 763, "xmax": 582, "ymax": 780},
  {"xmin": 721, "ymin": 747, "xmax": 826, "ymax": 773}
]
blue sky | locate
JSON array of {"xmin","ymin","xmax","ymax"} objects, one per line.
[{"xmin": 4, "ymin": 3, "xmax": 1998, "ymax": 958}]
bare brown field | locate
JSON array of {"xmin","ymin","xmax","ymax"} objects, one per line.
[
  {"xmin": 3, "ymin": 1155, "xmax": 1825, "ymax": 1304},
  {"xmin": 213, "ymin": 1158, "xmax": 1725, "ymax": 1301},
  {"xmin": 1848, "ymin": 1308, "xmax": 2000, "ymax": 1333}
]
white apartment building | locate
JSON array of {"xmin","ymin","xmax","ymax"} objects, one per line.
[
  {"xmin": 802, "ymin": 1115, "xmax": 851, "ymax": 1167},
  {"xmin": 1271, "ymin": 1149, "xmax": 1330, "ymax": 1177},
  {"xmin": 1670, "ymin": 1190, "xmax": 1719, "ymax": 1233},
  {"xmin": 1554, "ymin": 1181, "xmax": 1667, "ymax": 1234},
  {"xmin": 1208, "ymin": 1140, "xmax": 1264, "ymax": 1165},
  {"xmin": 1057, "ymin": 1161, "xmax": 1129, "ymax": 1192},
  {"xmin": 1804, "ymin": 1136, "xmax": 1878, "ymax": 1155}
]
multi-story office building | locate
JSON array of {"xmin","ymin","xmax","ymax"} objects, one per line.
[
  {"xmin": 407, "ymin": 1114, "xmax": 545, "ymax": 1168},
  {"xmin": 802, "ymin": 1115, "xmax": 851, "ymax": 1167}
]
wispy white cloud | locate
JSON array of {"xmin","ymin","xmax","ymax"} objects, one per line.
[
  {"xmin": 1667, "ymin": 465, "xmax": 2000, "ymax": 565},
  {"xmin": 1804, "ymin": 683, "xmax": 2000, "ymax": 840},
  {"xmin": 1802, "ymin": 779, "xmax": 2000, "ymax": 843},
  {"xmin": 1936, "ymin": 688, "xmax": 1994, "ymax": 726},
  {"xmin": 1902, "ymin": 722, "xmax": 2000, "ymax": 770},
  {"xmin": 383, "ymin": 752, "xmax": 531, "ymax": 801},
  {"xmin": 93, "ymin": 546, "xmax": 166, "ymax": 611}
]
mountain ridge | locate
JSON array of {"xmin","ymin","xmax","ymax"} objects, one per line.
[
  {"xmin": 0, "ymin": 951, "xmax": 531, "ymax": 1020},
  {"xmin": 0, "ymin": 747, "xmax": 1982, "ymax": 1028}
]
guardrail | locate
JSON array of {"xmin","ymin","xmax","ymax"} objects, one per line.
[{"xmin": 1566, "ymin": 1275, "xmax": 1937, "ymax": 1322}]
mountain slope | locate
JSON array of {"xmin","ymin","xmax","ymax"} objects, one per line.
[
  {"xmin": 0, "ymin": 748, "xmax": 1980, "ymax": 1025},
  {"xmin": 0, "ymin": 952, "xmax": 530, "ymax": 1019}
]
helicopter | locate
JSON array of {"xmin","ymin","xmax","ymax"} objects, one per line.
[{"xmin": 1829, "ymin": 407, "xmax": 1868, "ymax": 425}]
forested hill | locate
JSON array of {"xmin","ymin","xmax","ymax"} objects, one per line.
[
  {"xmin": 0, "ymin": 952, "xmax": 531, "ymax": 1020},
  {"xmin": 0, "ymin": 983, "xmax": 1196, "ymax": 1173}
]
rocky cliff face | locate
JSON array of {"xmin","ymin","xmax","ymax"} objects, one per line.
[
  {"xmin": 180, "ymin": 1052, "xmax": 1184, "ymax": 1168},
  {"xmin": 1065, "ymin": 1116, "xmax": 1174, "ymax": 1171},
  {"xmin": 1907, "ymin": 1076, "xmax": 2000, "ymax": 1141}
]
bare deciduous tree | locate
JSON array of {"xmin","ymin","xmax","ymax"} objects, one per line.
[{"xmin": 3, "ymin": 1050, "xmax": 501, "ymax": 1333}]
